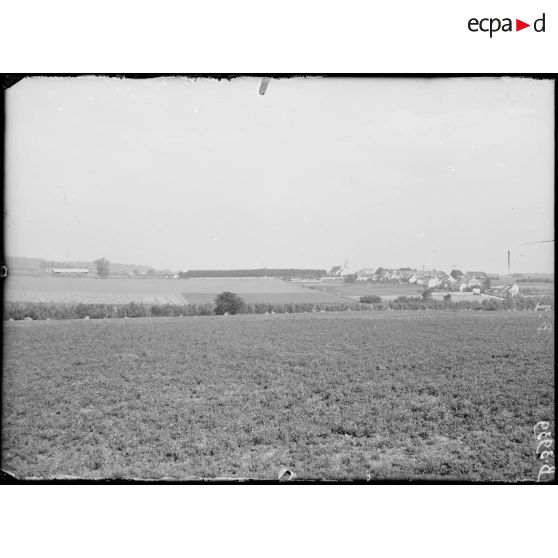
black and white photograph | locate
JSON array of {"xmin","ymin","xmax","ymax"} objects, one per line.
[{"xmin": 2, "ymin": 75, "xmax": 554, "ymax": 482}]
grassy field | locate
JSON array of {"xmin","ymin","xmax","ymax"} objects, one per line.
[
  {"xmin": 515, "ymin": 282, "xmax": 555, "ymax": 295},
  {"xmin": 6, "ymin": 276, "xmax": 343, "ymax": 305},
  {"xmin": 300, "ymin": 281, "xmax": 425, "ymax": 301},
  {"xmin": 2, "ymin": 311, "xmax": 553, "ymax": 481}
]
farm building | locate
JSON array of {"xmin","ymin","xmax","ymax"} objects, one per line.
[
  {"xmin": 457, "ymin": 280, "xmax": 468, "ymax": 292},
  {"xmin": 426, "ymin": 277, "xmax": 441, "ymax": 288},
  {"xmin": 377, "ymin": 269, "xmax": 409, "ymax": 282},
  {"xmin": 356, "ymin": 268, "xmax": 375, "ymax": 281},
  {"xmin": 439, "ymin": 276, "xmax": 456, "ymax": 289},
  {"xmin": 52, "ymin": 268, "xmax": 89, "ymax": 277},
  {"xmin": 328, "ymin": 265, "xmax": 345, "ymax": 277},
  {"xmin": 491, "ymin": 283, "xmax": 520, "ymax": 297},
  {"xmin": 355, "ymin": 268, "xmax": 418, "ymax": 283},
  {"xmin": 398, "ymin": 270, "xmax": 416, "ymax": 281}
]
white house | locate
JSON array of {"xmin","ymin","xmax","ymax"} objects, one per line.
[
  {"xmin": 427, "ymin": 277, "xmax": 441, "ymax": 288},
  {"xmin": 52, "ymin": 268, "xmax": 89, "ymax": 277},
  {"xmin": 399, "ymin": 270, "xmax": 416, "ymax": 281},
  {"xmin": 356, "ymin": 268, "xmax": 375, "ymax": 281},
  {"xmin": 509, "ymin": 283, "xmax": 520, "ymax": 296}
]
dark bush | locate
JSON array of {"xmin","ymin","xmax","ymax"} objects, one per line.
[
  {"xmin": 151, "ymin": 304, "xmax": 183, "ymax": 317},
  {"xmin": 198, "ymin": 304, "xmax": 215, "ymax": 316},
  {"xmin": 481, "ymin": 299, "xmax": 499, "ymax": 311},
  {"xmin": 394, "ymin": 296, "xmax": 421, "ymax": 303},
  {"xmin": 117, "ymin": 302, "xmax": 148, "ymax": 318},
  {"xmin": 422, "ymin": 288, "xmax": 434, "ymax": 300},
  {"xmin": 214, "ymin": 292, "xmax": 246, "ymax": 315},
  {"xmin": 52, "ymin": 304, "xmax": 78, "ymax": 320},
  {"xmin": 360, "ymin": 295, "xmax": 381, "ymax": 304},
  {"xmin": 6, "ymin": 303, "xmax": 26, "ymax": 320}
]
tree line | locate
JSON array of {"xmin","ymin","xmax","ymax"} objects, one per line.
[{"xmin": 178, "ymin": 269, "xmax": 327, "ymax": 279}]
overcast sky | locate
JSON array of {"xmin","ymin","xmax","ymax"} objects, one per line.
[{"xmin": 5, "ymin": 76, "xmax": 554, "ymax": 273}]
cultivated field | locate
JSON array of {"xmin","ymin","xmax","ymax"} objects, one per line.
[
  {"xmin": 2, "ymin": 311, "xmax": 554, "ymax": 480},
  {"xmin": 5, "ymin": 276, "xmax": 343, "ymax": 305}
]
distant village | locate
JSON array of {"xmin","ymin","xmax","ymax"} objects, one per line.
[{"xmin": 324, "ymin": 264, "xmax": 521, "ymax": 297}]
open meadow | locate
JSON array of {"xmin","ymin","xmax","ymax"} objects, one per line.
[
  {"xmin": 299, "ymin": 280, "xmax": 426, "ymax": 301},
  {"xmin": 2, "ymin": 311, "xmax": 554, "ymax": 481}
]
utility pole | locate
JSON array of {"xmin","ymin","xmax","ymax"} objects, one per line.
[{"xmin": 508, "ymin": 250, "xmax": 511, "ymax": 276}]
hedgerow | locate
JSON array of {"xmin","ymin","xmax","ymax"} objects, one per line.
[{"xmin": 3, "ymin": 294, "xmax": 553, "ymax": 320}]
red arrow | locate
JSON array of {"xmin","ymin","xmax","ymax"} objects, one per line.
[{"xmin": 516, "ymin": 19, "xmax": 530, "ymax": 31}]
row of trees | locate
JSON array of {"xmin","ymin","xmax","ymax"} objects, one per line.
[
  {"xmin": 4, "ymin": 298, "xmax": 367, "ymax": 320},
  {"xmin": 179, "ymin": 268, "xmax": 327, "ymax": 279}
]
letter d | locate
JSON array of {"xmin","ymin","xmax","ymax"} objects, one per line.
[{"xmin": 534, "ymin": 13, "xmax": 545, "ymax": 32}]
